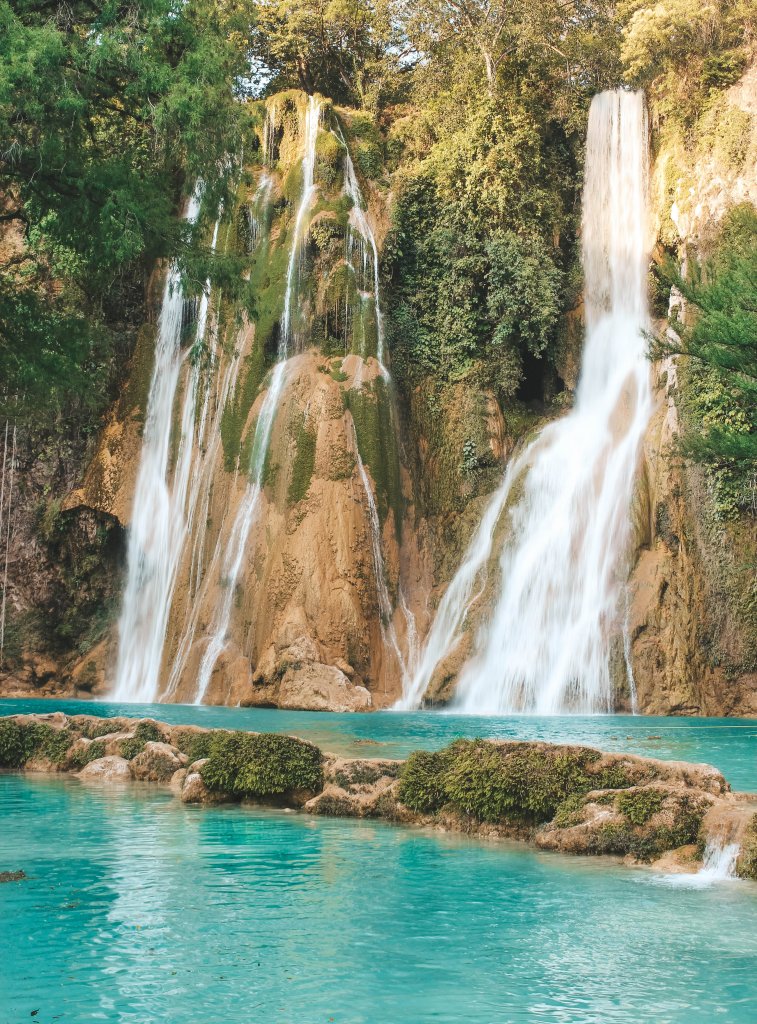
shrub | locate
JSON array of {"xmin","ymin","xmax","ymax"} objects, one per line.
[
  {"xmin": 443, "ymin": 742, "xmax": 600, "ymax": 824},
  {"xmin": 68, "ymin": 740, "xmax": 106, "ymax": 769},
  {"xmin": 616, "ymin": 788, "xmax": 664, "ymax": 826},
  {"xmin": 200, "ymin": 732, "xmax": 323, "ymax": 798},
  {"xmin": 398, "ymin": 750, "xmax": 452, "ymax": 813},
  {"xmin": 174, "ymin": 730, "xmax": 214, "ymax": 763}
]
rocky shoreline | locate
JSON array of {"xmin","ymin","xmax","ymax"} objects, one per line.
[{"xmin": 2, "ymin": 712, "xmax": 756, "ymax": 880}]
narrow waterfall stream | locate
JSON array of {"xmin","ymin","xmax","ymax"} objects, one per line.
[
  {"xmin": 339, "ymin": 126, "xmax": 416, "ymax": 688},
  {"xmin": 401, "ymin": 89, "xmax": 652, "ymax": 713},
  {"xmin": 112, "ymin": 192, "xmax": 213, "ymax": 703},
  {"xmin": 191, "ymin": 96, "xmax": 323, "ymax": 703}
]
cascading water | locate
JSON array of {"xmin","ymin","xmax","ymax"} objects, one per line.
[
  {"xmin": 192, "ymin": 96, "xmax": 322, "ymax": 703},
  {"xmin": 401, "ymin": 89, "xmax": 652, "ymax": 714},
  {"xmin": 163, "ymin": 173, "xmax": 275, "ymax": 698},
  {"xmin": 337, "ymin": 126, "xmax": 385, "ymax": 367},
  {"xmin": 112, "ymin": 191, "xmax": 217, "ymax": 703},
  {"xmin": 659, "ymin": 837, "xmax": 742, "ymax": 888}
]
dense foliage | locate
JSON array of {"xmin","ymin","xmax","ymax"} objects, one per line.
[
  {"xmin": 200, "ymin": 730, "xmax": 324, "ymax": 796},
  {"xmin": 654, "ymin": 206, "xmax": 757, "ymax": 516},
  {"xmin": 0, "ymin": 0, "xmax": 253, "ymax": 420}
]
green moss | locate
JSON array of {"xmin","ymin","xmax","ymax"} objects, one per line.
[
  {"xmin": 398, "ymin": 749, "xmax": 452, "ymax": 813},
  {"xmin": 616, "ymin": 788, "xmax": 664, "ymax": 826},
  {"xmin": 398, "ymin": 740, "xmax": 603, "ymax": 825},
  {"xmin": 0, "ymin": 721, "xmax": 77, "ymax": 768},
  {"xmin": 68, "ymin": 740, "xmax": 106, "ymax": 769},
  {"xmin": 78, "ymin": 718, "xmax": 121, "ymax": 739},
  {"xmin": 443, "ymin": 741, "xmax": 600, "ymax": 824},
  {"xmin": 587, "ymin": 796, "xmax": 705, "ymax": 862},
  {"xmin": 344, "ymin": 377, "xmax": 402, "ymax": 532},
  {"xmin": 737, "ymin": 814, "xmax": 757, "ymax": 880},
  {"xmin": 174, "ymin": 730, "xmax": 214, "ymax": 763},
  {"xmin": 118, "ymin": 737, "xmax": 145, "ymax": 760},
  {"xmin": 696, "ymin": 97, "xmax": 752, "ymax": 172},
  {"xmin": 287, "ymin": 418, "xmax": 318, "ymax": 504},
  {"xmin": 552, "ymin": 793, "xmax": 587, "ymax": 828},
  {"xmin": 315, "ymin": 130, "xmax": 344, "ymax": 189},
  {"xmin": 116, "ymin": 721, "xmax": 165, "ymax": 761},
  {"xmin": 200, "ymin": 731, "xmax": 323, "ymax": 798}
]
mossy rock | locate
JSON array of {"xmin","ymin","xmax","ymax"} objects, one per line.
[
  {"xmin": 737, "ymin": 814, "xmax": 757, "ymax": 880},
  {"xmin": 287, "ymin": 417, "xmax": 318, "ymax": 505},
  {"xmin": 200, "ymin": 732, "xmax": 323, "ymax": 798}
]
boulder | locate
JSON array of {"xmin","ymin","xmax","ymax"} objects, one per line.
[
  {"xmin": 278, "ymin": 663, "xmax": 372, "ymax": 712},
  {"xmin": 180, "ymin": 760, "xmax": 228, "ymax": 805},
  {"xmin": 77, "ymin": 756, "xmax": 132, "ymax": 783},
  {"xmin": 130, "ymin": 741, "xmax": 188, "ymax": 782}
]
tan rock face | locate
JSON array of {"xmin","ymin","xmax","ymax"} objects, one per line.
[
  {"xmin": 157, "ymin": 350, "xmax": 428, "ymax": 711},
  {"xmin": 626, "ymin": 363, "xmax": 757, "ymax": 716}
]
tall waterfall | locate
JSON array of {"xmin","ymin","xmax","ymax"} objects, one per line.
[
  {"xmin": 112, "ymin": 192, "xmax": 214, "ymax": 703},
  {"xmin": 191, "ymin": 95, "xmax": 323, "ymax": 703},
  {"xmin": 401, "ymin": 89, "xmax": 652, "ymax": 714}
]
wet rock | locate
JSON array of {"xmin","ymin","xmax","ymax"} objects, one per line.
[
  {"xmin": 180, "ymin": 760, "xmax": 228, "ymax": 805},
  {"xmin": 77, "ymin": 755, "xmax": 132, "ymax": 783}
]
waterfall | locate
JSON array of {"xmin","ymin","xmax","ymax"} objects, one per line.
[
  {"xmin": 112, "ymin": 191, "xmax": 215, "ymax": 703},
  {"xmin": 162, "ymin": 174, "xmax": 275, "ymax": 699},
  {"xmin": 401, "ymin": 89, "xmax": 652, "ymax": 713},
  {"xmin": 192, "ymin": 96, "xmax": 322, "ymax": 703},
  {"xmin": 338, "ymin": 121, "xmax": 417, "ymax": 686},
  {"xmin": 659, "ymin": 838, "xmax": 741, "ymax": 888},
  {"xmin": 281, "ymin": 96, "xmax": 322, "ymax": 349},
  {"xmin": 337, "ymin": 126, "xmax": 385, "ymax": 366}
]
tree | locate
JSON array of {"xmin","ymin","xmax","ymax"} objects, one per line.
[
  {"xmin": 248, "ymin": 0, "xmax": 411, "ymax": 108},
  {"xmin": 0, "ymin": 0, "xmax": 252, "ymax": 419}
]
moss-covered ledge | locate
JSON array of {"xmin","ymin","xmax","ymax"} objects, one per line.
[{"xmin": 2, "ymin": 713, "xmax": 756, "ymax": 880}]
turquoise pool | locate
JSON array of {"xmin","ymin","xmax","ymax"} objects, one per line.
[
  {"xmin": 2, "ymin": 698, "xmax": 757, "ymax": 790},
  {"xmin": 1, "ymin": 773, "xmax": 756, "ymax": 1023}
]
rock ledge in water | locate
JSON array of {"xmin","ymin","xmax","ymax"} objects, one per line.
[{"xmin": 2, "ymin": 712, "xmax": 755, "ymax": 879}]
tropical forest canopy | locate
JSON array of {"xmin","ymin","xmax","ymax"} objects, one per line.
[{"xmin": 1, "ymin": 0, "xmax": 755, "ymax": 493}]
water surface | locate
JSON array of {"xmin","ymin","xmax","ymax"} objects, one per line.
[
  {"xmin": 1, "ymin": 774, "xmax": 755, "ymax": 1023},
  {"xmin": 2, "ymin": 698, "xmax": 756, "ymax": 790}
]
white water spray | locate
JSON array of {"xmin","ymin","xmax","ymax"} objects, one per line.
[
  {"xmin": 658, "ymin": 837, "xmax": 741, "ymax": 888},
  {"xmin": 402, "ymin": 90, "xmax": 652, "ymax": 713}
]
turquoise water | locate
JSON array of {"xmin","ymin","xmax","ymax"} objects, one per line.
[
  {"xmin": 2, "ymin": 697, "xmax": 757, "ymax": 790},
  {"xmin": 1, "ymin": 773, "xmax": 756, "ymax": 1023}
]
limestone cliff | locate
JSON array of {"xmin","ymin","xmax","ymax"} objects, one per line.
[{"xmin": 627, "ymin": 62, "xmax": 757, "ymax": 715}]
